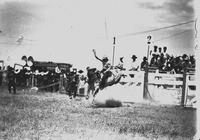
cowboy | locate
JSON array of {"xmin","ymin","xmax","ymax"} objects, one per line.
[
  {"xmin": 92, "ymin": 49, "xmax": 111, "ymax": 73},
  {"xmin": 92, "ymin": 49, "xmax": 113, "ymax": 89}
]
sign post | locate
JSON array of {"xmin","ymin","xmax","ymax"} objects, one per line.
[{"xmin": 143, "ymin": 35, "xmax": 151, "ymax": 99}]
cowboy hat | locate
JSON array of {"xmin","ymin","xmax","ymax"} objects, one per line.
[
  {"xmin": 78, "ymin": 70, "xmax": 84, "ymax": 74},
  {"xmin": 120, "ymin": 57, "xmax": 124, "ymax": 60},
  {"xmin": 163, "ymin": 46, "xmax": 167, "ymax": 50},
  {"xmin": 102, "ymin": 56, "xmax": 108, "ymax": 60},
  {"xmin": 143, "ymin": 57, "xmax": 147, "ymax": 60},
  {"xmin": 131, "ymin": 55, "xmax": 137, "ymax": 59}
]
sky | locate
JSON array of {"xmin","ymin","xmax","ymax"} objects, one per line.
[{"xmin": 0, "ymin": 0, "xmax": 196, "ymax": 70}]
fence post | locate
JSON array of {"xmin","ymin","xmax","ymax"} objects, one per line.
[
  {"xmin": 143, "ymin": 65, "xmax": 149, "ymax": 99},
  {"xmin": 31, "ymin": 74, "xmax": 34, "ymax": 88},
  {"xmin": 181, "ymin": 69, "xmax": 187, "ymax": 106},
  {"xmin": 59, "ymin": 74, "xmax": 63, "ymax": 93}
]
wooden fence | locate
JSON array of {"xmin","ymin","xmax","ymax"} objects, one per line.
[
  {"xmin": 30, "ymin": 68, "xmax": 195, "ymax": 106},
  {"xmin": 144, "ymin": 67, "xmax": 196, "ymax": 106},
  {"xmin": 1, "ymin": 65, "xmax": 195, "ymax": 106}
]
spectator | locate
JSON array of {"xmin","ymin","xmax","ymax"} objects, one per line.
[
  {"xmin": 189, "ymin": 55, "xmax": 195, "ymax": 68},
  {"xmin": 150, "ymin": 53, "xmax": 158, "ymax": 67},
  {"xmin": 158, "ymin": 47, "xmax": 162, "ymax": 56},
  {"xmin": 116, "ymin": 57, "xmax": 125, "ymax": 71},
  {"xmin": 182, "ymin": 54, "xmax": 190, "ymax": 71},
  {"xmin": 151, "ymin": 46, "xmax": 158, "ymax": 56},
  {"xmin": 163, "ymin": 55, "xmax": 173, "ymax": 72},
  {"xmin": 7, "ymin": 66, "xmax": 16, "ymax": 94},
  {"xmin": 157, "ymin": 53, "xmax": 166, "ymax": 71},
  {"xmin": 67, "ymin": 70, "xmax": 79, "ymax": 99},
  {"xmin": 173, "ymin": 56, "xmax": 183, "ymax": 73},
  {"xmin": 140, "ymin": 57, "xmax": 148, "ymax": 71},
  {"xmin": 163, "ymin": 46, "xmax": 169, "ymax": 59},
  {"xmin": 129, "ymin": 55, "xmax": 139, "ymax": 71}
]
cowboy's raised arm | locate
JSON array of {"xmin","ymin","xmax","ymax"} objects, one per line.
[{"xmin": 92, "ymin": 49, "xmax": 103, "ymax": 62}]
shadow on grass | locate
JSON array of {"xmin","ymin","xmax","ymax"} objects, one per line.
[{"xmin": 93, "ymin": 99, "xmax": 122, "ymax": 108}]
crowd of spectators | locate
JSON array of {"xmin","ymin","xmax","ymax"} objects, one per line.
[
  {"xmin": 113, "ymin": 46, "xmax": 195, "ymax": 74},
  {"xmin": 147, "ymin": 46, "xmax": 195, "ymax": 73}
]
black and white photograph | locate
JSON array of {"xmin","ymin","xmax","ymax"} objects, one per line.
[{"xmin": 0, "ymin": 0, "xmax": 199, "ymax": 139}]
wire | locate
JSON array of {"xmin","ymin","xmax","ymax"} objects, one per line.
[
  {"xmin": 153, "ymin": 30, "xmax": 192, "ymax": 43},
  {"xmin": 195, "ymin": 18, "xmax": 198, "ymax": 38},
  {"xmin": 0, "ymin": 34, "xmax": 37, "ymax": 42},
  {"xmin": 117, "ymin": 20, "xmax": 195, "ymax": 38},
  {"xmin": 0, "ymin": 41, "xmax": 32, "ymax": 46}
]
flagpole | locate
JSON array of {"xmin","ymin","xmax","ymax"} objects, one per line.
[{"xmin": 112, "ymin": 37, "xmax": 116, "ymax": 67}]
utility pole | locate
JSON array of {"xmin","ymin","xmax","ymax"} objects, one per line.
[{"xmin": 112, "ymin": 37, "xmax": 116, "ymax": 67}]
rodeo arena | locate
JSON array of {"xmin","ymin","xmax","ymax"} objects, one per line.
[
  {"xmin": 0, "ymin": 36, "xmax": 198, "ymax": 140},
  {"xmin": 0, "ymin": 19, "xmax": 199, "ymax": 139},
  {"xmin": 0, "ymin": 38, "xmax": 197, "ymax": 107},
  {"xmin": 1, "ymin": 0, "xmax": 200, "ymax": 139}
]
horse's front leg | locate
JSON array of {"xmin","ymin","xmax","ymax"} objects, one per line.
[
  {"xmin": 93, "ymin": 83, "xmax": 100, "ymax": 97},
  {"xmin": 86, "ymin": 84, "xmax": 91, "ymax": 99},
  {"xmin": 93, "ymin": 88, "xmax": 99, "ymax": 98}
]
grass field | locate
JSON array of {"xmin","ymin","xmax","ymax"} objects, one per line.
[{"xmin": 0, "ymin": 89, "xmax": 197, "ymax": 140}]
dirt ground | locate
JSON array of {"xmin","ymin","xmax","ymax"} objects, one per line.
[{"xmin": 0, "ymin": 88, "xmax": 197, "ymax": 140}]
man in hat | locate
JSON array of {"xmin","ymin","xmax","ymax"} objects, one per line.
[
  {"xmin": 77, "ymin": 69, "xmax": 87, "ymax": 95},
  {"xmin": 128, "ymin": 55, "xmax": 141, "ymax": 86},
  {"xmin": 149, "ymin": 46, "xmax": 158, "ymax": 65},
  {"xmin": 181, "ymin": 54, "xmax": 190, "ymax": 70},
  {"xmin": 158, "ymin": 47, "xmax": 162, "ymax": 56},
  {"xmin": 116, "ymin": 57, "xmax": 125, "ymax": 71},
  {"xmin": 72, "ymin": 68, "xmax": 79, "ymax": 98},
  {"xmin": 92, "ymin": 49, "xmax": 113, "ymax": 89},
  {"xmin": 163, "ymin": 46, "xmax": 169, "ymax": 59},
  {"xmin": 92, "ymin": 49, "xmax": 111, "ymax": 73},
  {"xmin": 140, "ymin": 57, "xmax": 148, "ymax": 71},
  {"xmin": 150, "ymin": 46, "xmax": 158, "ymax": 57},
  {"xmin": 7, "ymin": 66, "xmax": 16, "ymax": 94},
  {"xmin": 129, "ymin": 55, "xmax": 139, "ymax": 71},
  {"xmin": 66, "ymin": 69, "xmax": 79, "ymax": 99}
]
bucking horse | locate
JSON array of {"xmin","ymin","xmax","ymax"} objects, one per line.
[{"xmin": 86, "ymin": 67, "xmax": 124, "ymax": 99}]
